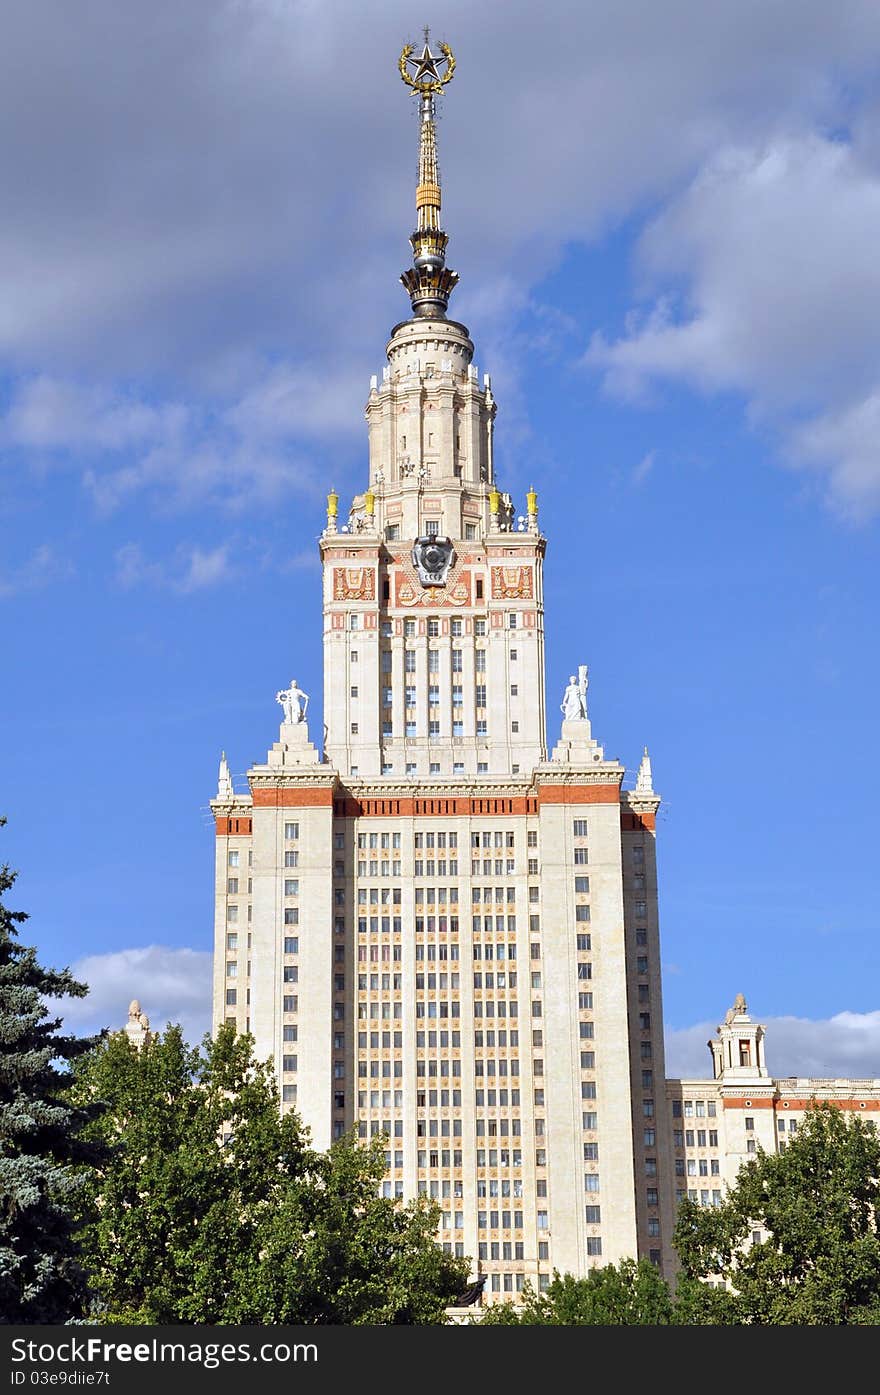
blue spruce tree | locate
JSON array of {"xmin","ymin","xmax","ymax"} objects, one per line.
[{"xmin": 0, "ymin": 817, "xmax": 102, "ymax": 1322}]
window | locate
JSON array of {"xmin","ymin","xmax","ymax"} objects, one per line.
[
  {"xmin": 508, "ymin": 613, "xmax": 517, "ymax": 628},
  {"xmin": 425, "ymin": 519, "xmax": 439, "ymax": 537},
  {"xmin": 586, "ymin": 1238, "xmax": 602, "ymax": 1256},
  {"xmin": 284, "ymin": 822, "xmax": 299, "ymax": 840},
  {"xmin": 427, "ymin": 618, "xmax": 439, "ymax": 637},
  {"xmin": 349, "ymin": 614, "xmax": 358, "ymax": 630},
  {"xmin": 226, "ymin": 933, "xmax": 238, "ymax": 950},
  {"xmin": 745, "ymin": 1116, "xmax": 754, "ymax": 1131},
  {"xmin": 573, "ymin": 819, "xmax": 588, "ymax": 837},
  {"xmin": 225, "ymin": 988, "xmax": 237, "ymax": 1006},
  {"xmin": 228, "ymin": 851, "xmax": 240, "ymax": 868},
  {"xmin": 386, "ymin": 524, "xmax": 400, "ymax": 541}
]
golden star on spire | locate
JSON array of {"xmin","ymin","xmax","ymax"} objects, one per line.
[{"xmin": 399, "ymin": 31, "xmax": 455, "ymax": 94}]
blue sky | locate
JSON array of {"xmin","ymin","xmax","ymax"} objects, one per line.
[{"xmin": 2, "ymin": 1, "xmax": 880, "ymax": 1077}]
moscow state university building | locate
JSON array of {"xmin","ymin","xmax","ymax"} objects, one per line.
[{"xmin": 211, "ymin": 39, "xmax": 674, "ymax": 1296}]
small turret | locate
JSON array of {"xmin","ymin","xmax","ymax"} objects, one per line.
[
  {"xmin": 635, "ymin": 746, "xmax": 654, "ymax": 795},
  {"xmin": 217, "ymin": 751, "xmax": 234, "ymax": 800}
]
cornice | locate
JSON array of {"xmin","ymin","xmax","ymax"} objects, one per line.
[
  {"xmin": 622, "ymin": 790, "xmax": 661, "ymax": 811},
  {"xmin": 532, "ymin": 765, "xmax": 624, "ymax": 787}
]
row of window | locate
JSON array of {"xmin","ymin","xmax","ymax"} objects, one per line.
[
  {"xmin": 676, "ymin": 1158, "xmax": 722, "ymax": 1177},
  {"xmin": 672, "ymin": 1098, "xmax": 718, "ymax": 1118},
  {"xmin": 673, "ymin": 1129, "xmax": 719, "ymax": 1148},
  {"xmin": 354, "ymin": 613, "xmax": 522, "ymax": 634}
]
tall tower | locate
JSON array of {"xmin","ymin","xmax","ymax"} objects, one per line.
[{"xmin": 210, "ymin": 34, "xmax": 674, "ymax": 1297}]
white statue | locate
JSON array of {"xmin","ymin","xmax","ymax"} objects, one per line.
[
  {"xmin": 276, "ymin": 678, "xmax": 309, "ymax": 725},
  {"xmin": 561, "ymin": 665, "xmax": 589, "ymax": 721}
]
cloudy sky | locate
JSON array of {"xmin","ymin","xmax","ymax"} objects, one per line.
[{"xmin": 2, "ymin": 1, "xmax": 879, "ymax": 1080}]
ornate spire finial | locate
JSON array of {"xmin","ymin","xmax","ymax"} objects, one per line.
[
  {"xmin": 635, "ymin": 746, "xmax": 654, "ymax": 794},
  {"xmin": 399, "ymin": 32, "xmax": 458, "ymax": 319},
  {"xmin": 217, "ymin": 750, "xmax": 234, "ymax": 800}
]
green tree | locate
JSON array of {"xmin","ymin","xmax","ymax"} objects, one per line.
[
  {"xmin": 76, "ymin": 1021, "xmax": 469, "ymax": 1323},
  {"xmin": 673, "ymin": 1102, "xmax": 880, "ymax": 1324},
  {"xmin": 0, "ymin": 818, "xmax": 103, "ymax": 1323},
  {"xmin": 479, "ymin": 1259, "xmax": 675, "ymax": 1324}
]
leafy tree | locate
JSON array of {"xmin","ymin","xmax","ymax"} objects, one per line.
[
  {"xmin": 76, "ymin": 1021, "xmax": 469, "ymax": 1323},
  {"xmin": 0, "ymin": 818, "xmax": 103, "ymax": 1322},
  {"xmin": 479, "ymin": 1259, "xmax": 675, "ymax": 1324},
  {"xmin": 673, "ymin": 1103, "xmax": 880, "ymax": 1324}
]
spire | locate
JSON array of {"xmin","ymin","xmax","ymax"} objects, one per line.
[
  {"xmin": 399, "ymin": 30, "xmax": 458, "ymax": 318},
  {"xmin": 635, "ymin": 746, "xmax": 654, "ymax": 794},
  {"xmin": 217, "ymin": 750, "xmax": 234, "ymax": 800}
]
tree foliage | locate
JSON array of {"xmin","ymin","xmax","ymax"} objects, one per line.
[
  {"xmin": 75, "ymin": 1021, "xmax": 469, "ymax": 1323},
  {"xmin": 0, "ymin": 818, "xmax": 103, "ymax": 1323},
  {"xmin": 673, "ymin": 1103, "xmax": 880, "ymax": 1324},
  {"xmin": 478, "ymin": 1259, "xmax": 675, "ymax": 1325}
]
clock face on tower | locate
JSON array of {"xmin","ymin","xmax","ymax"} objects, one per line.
[{"xmin": 411, "ymin": 535, "xmax": 455, "ymax": 586}]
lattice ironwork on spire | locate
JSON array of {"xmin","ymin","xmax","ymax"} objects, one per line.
[{"xmin": 398, "ymin": 30, "xmax": 458, "ymax": 318}]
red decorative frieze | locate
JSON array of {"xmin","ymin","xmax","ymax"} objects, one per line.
[
  {"xmin": 251, "ymin": 787, "xmax": 334, "ymax": 808},
  {"xmin": 491, "ymin": 565, "xmax": 533, "ymax": 599},
  {"xmin": 538, "ymin": 784, "xmax": 620, "ymax": 806},
  {"xmin": 333, "ymin": 566, "xmax": 375, "ymax": 601}
]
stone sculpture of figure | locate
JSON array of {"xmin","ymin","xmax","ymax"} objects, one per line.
[
  {"xmin": 276, "ymin": 678, "xmax": 309, "ymax": 725},
  {"xmin": 561, "ymin": 667, "xmax": 588, "ymax": 721}
]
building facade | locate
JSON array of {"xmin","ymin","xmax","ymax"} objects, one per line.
[
  {"xmin": 210, "ymin": 37, "xmax": 676, "ymax": 1297},
  {"xmin": 666, "ymin": 995, "xmax": 880, "ymax": 1229}
]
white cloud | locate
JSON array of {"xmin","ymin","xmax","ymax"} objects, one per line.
[
  {"xmin": 666, "ymin": 1009, "xmax": 880, "ymax": 1080},
  {"xmin": 587, "ymin": 133, "xmax": 880, "ymax": 517},
  {"xmin": 58, "ymin": 945, "xmax": 213, "ymax": 1046},
  {"xmin": 0, "ymin": 3, "xmax": 879, "ymax": 516},
  {"xmin": 114, "ymin": 541, "xmax": 235, "ymax": 592},
  {"xmin": 0, "ymin": 543, "xmax": 72, "ymax": 599},
  {"xmin": 4, "ymin": 375, "xmax": 187, "ymax": 452},
  {"xmin": 632, "ymin": 450, "xmax": 656, "ymax": 485},
  {"xmin": 3, "ymin": 370, "xmax": 338, "ymax": 513}
]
